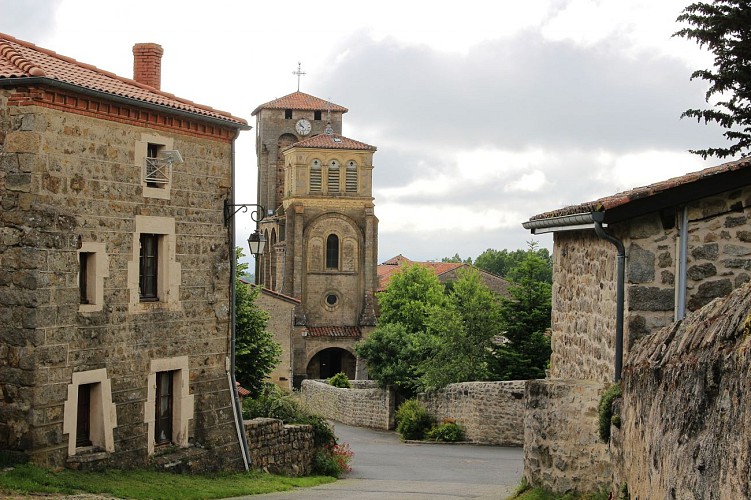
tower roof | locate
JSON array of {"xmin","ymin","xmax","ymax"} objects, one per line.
[
  {"xmin": 251, "ymin": 91, "xmax": 348, "ymax": 116},
  {"xmin": 0, "ymin": 32, "xmax": 248, "ymax": 127},
  {"xmin": 284, "ymin": 133, "xmax": 376, "ymax": 151}
]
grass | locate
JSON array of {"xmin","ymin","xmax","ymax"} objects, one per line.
[
  {"xmin": 0, "ymin": 463, "xmax": 336, "ymax": 499},
  {"xmin": 506, "ymin": 479, "xmax": 610, "ymax": 500}
]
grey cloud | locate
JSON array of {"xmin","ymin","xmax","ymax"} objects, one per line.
[{"xmin": 0, "ymin": 0, "xmax": 63, "ymax": 41}]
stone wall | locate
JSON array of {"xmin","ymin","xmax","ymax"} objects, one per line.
[
  {"xmin": 0, "ymin": 94, "xmax": 242, "ymax": 469},
  {"xmin": 612, "ymin": 281, "xmax": 751, "ymax": 499},
  {"xmin": 550, "ymin": 232, "xmax": 618, "ymax": 381},
  {"xmin": 524, "ymin": 379, "xmax": 611, "ymax": 494},
  {"xmin": 419, "ymin": 381, "xmax": 525, "ymax": 446},
  {"xmin": 300, "ymin": 379, "xmax": 394, "ymax": 430},
  {"xmin": 244, "ymin": 418, "xmax": 314, "ymax": 476},
  {"xmin": 255, "ymin": 287, "xmax": 297, "ymax": 391}
]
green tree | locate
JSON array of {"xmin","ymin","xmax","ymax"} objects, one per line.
[
  {"xmin": 419, "ymin": 268, "xmax": 503, "ymax": 389},
  {"xmin": 234, "ymin": 248, "xmax": 281, "ymax": 396},
  {"xmin": 675, "ymin": 0, "xmax": 751, "ymax": 158},
  {"xmin": 474, "ymin": 242, "xmax": 552, "ymax": 284},
  {"xmin": 441, "ymin": 253, "xmax": 472, "ymax": 264},
  {"xmin": 488, "ymin": 247, "xmax": 552, "ymax": 380},
  {"xmin": 376, "ymin": 264, "xmax": 448, "ymax": 334}
]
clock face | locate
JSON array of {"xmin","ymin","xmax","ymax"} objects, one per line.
[{"xmin": 295, "ymin": 119, "xmax": 312, "ymax": 136}]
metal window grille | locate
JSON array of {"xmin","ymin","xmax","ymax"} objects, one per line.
[{"xmin": 145, "ymin": 157, "xmax": 170, "ymax": 186}]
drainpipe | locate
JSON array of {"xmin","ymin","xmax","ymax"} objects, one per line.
[
  {"xmin": 592, "ymin": 212, "xmax": 625, "ymax": 382},
  {"xmin": 676, "ymin": 206, "xmax": 689, "ymax": 320},
  {"xmin": 229, "ymin": 131, "xmax": 251, "ymax": 470}
]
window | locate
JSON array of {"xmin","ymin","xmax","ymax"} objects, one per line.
[
  {"xmin": 346, "ymin": 161, "xmax": 357, "ymax": 193},
  {"xmin": 326, "ymin": 234, "xmax": 339, "ymax": 269},
  {"xmin": 78, "ymin": 243, "xmax": 108, "ymax": 313},
  {"xmin": 76, "ymin": 384, "xmax": 93, "ymax": 447},
  {"xmin": 314, "ymin": 110, "xmax": 322, "ymax": 120},
  {"xmin": 310, "ymin": 159, "xmax": 322, "ymax": 193},
  {"xmin": 79, "ymin": 252, "xmax": 92, "ymax": 304},
  {"xmin": 139, "ymin": 234, "xmax": 159, "ymax": 301},
  {"xmin": 145, "ymin": 143, "xmax": 167, "ymax": 188},
  {"xmin": 155, "ymin": 371, "xmax": 174, "ymax": 446},
  {"xmin": 284, "ymin": 109, "xmax": 292, "ymax": 119},
  {"xmin": 328, "ymin": 160, "xmax": 340, "ymax": 193}
]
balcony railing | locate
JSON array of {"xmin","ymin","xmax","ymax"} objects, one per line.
[{"xmin": 145, "ymin": 157, "xmax": 169, "ymax": 185}]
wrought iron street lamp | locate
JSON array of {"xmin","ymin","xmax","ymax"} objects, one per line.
[{"xmin": 224, "ymin": 199, "xmax": 266, "ymax": 257}]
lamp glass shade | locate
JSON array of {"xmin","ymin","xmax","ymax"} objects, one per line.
[{"xmin": 247, "ymin": 231, "xmax": 266, "ymax": 257}]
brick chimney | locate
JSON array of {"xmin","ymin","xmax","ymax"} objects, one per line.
[{"xmin": 132, "ymin": 43, "xmax": 163, "ymax": 90}]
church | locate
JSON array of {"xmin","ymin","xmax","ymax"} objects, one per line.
[{"xmin": 251, "ymin": 90, "xmax": 378, "ymax": 388}]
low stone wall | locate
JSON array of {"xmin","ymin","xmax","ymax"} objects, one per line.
[
  {"xmin": 300, "ymin": 380, "xmax": 395, "ymax": 430},
  {"xmin": 614, "ymin": 282, "xmax": 751, "ymax": 499},
  {"xmin": 524, "ymin": 379, "xmax": 611, "ymax": 493},
  {"xmin": 419, "ymin": 381, "xmax": 526, "ymax": 446},
  {"xmin": 244, "ymin": 418, "xmax": 314, "ymax": 476}
]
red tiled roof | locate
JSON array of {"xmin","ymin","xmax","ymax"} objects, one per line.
[
  {"xmin": 0, "ymin": 32, "xmax": 248, "ymax": 127},
  {"xmin": 376, "ymin": 257, "xmax": 464, "ymax": 292},
  {"xmin": 303, "ymin": 326, "xmax": 362, "ymax": 338},
  {"xmin": 252, "ymin": 91, "xmax": 347, "ymax": 116},
  {"xmin": 285, "ymin": 133, "xmax": 376, "ymax": 151},
  {"xmin": 528, "ymin": 157, "xmax": 751, "ymax": 222},
  {"xmin": 235, "ymin": 382, "xmax": 250, "ymax": 397}
]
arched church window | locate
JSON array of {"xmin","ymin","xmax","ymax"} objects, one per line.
[
  {"xmin": 310, "ymin": 159, "xmax": 322, "ymax": 193},
  {"xmin": 346, "ymin": 161, "xmax": 357, "ymax": 193},
  {"xmin": 326, "ymin": 234, "xmax": 339, "ymax": 269},
  {"xmin": 328, "ymin": 160, "xmax": 340, "ymax": 193}
]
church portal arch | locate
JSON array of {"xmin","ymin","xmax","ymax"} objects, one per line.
[{"xmin": 306, "ymin": 347, "xmax": 356, "ymax": 380}]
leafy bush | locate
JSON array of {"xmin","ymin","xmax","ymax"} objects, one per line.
[
  {"xmin": 242, "ymin": 383, "xmax": 336, "ymax": 447},
  {"xmin": 395, "ymin": 399, "xmax": 435, "ymax": 440},
  {"xmin": 426, "ymin": 421, "xmax": 465, "ymax": 442},
  {"xmin": 312, "ymin": 442, "xmax": 353, "ymax": 477},
  {"xmin": 598, "ymin": 382, "xmax": 623, "ymax": 442},
  {"xmin": 327, "ymin": 372, "xmax": 351, "ymax": 389}
]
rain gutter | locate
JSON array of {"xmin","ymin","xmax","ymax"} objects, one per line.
[{"xmin": 523, "ymin": 210, "xmax": 626, "ymax": 382}]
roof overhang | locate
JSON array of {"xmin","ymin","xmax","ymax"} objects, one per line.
[
  {"xmin": 522, "ymin": 212, "xmax": 605, "ymax": 235},
  {"xmin": 0, "ymin": 77, "xmax": 251, "ymax": 131}
]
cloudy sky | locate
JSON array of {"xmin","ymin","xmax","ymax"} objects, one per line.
[{"xmin": 1, "ymin": 0, "xmax": 730, "ymax": 262}]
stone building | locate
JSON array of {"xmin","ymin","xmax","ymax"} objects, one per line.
[
  {"xmin": 377, "ymin": 254, "xmax": 510, "ymax": 295},
  {"xmin": 521, "ymin": 157, "xmax": 751, "ymax": 492},
  {"xmin": 251, "ymin": 92, "xmax": 378, "ymax": 387},
  {"xmin": 0, "ymin": 33, "xmax": 249, "ymax": 469}
]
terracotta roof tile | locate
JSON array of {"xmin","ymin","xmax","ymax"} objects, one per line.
[
  {"xmin": 528, "ymin": 157, "xmax": 751, "ymax": 222},
  {"xmin": 0, "ymin": 32, "xmax": 247, "ymax": 127},
  {"xmin": 303, "ymin": 326, "xmax": 362, "ymax": 338},
  {"xmin": 285, "ymin": 133, "xmax": 376, "ymax": 151},
  {"xmin": 235, "ymin": 382, "xmax": 250, "ymax": 397},
  {"xmin": 376, "ymin": 257, "xmax": 463, "ymax": 291},
  {"xmin": 252, "ymin": 91, "xmax": 347, "ymax": 116}
]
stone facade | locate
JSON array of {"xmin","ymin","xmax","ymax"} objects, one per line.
[
  {"xmin": 244, "ymin": 418, "xmax": 314, "ymax": 476},
  {"xmin": 251, "ymin": 93, "xmax": 379, "ymax": 387},
  {"xmin": 0, "ymin": 36, "xmax": 247, "ymax": 469},
  {"xmin": 419, "ymin": 381, "xmax": 525, "ymax": 446},
  {"xmin": 300, "ymin": 379, "xmax": 395, "ymax": 430},
  {"xmin": 251, "ymin": 284, "xmax": 298, "ymax": 391}
]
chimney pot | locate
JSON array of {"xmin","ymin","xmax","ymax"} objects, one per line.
[{"xmin": 133, "ymin": 43, "xmax": 164, "ymax": 90}]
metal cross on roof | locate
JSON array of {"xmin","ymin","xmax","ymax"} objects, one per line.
[{"xmin": 292, "ymin": 62, "xmax": 306, "ymax": 92}]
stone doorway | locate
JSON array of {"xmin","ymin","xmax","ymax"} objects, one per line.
[{"xmin": 307, "ymin": 348, "xmax": 356, "ymax": 380}]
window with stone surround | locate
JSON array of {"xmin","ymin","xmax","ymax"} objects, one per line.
[
  {"xmin": 136, "ymin": 133, "xmax": 175, "ymax": 200},
  {"xmin": 78, "ymin": 242, "xmax": 108, "ymax": 313},
  {"xmin": 345, "ymin": 161, "xmax": 357, "ymax": 193},
  {"xmin": 128, "ymin": 216, "xmax": 181, "ymax": 313},
  {"xmin": 63, "ymin": 369, "xmax": 117, "ymax": 457},
  {"xmin": 146, "ymin": 357, "xmax": 193, "ymax": 455},
  {"xmin": 327, "ymin": 160, "xmax": 340, "ymax": 193},
  {"xmin": 284, "ymin": 109, "xmax": 292, "ymax": 119},
  {"xmin": 326, "ymin": 234, "xmax": 339, "ymax": 269},
  {"xmin": 310, "ymin": 159, "xmax": 322, "ymax": 193}
]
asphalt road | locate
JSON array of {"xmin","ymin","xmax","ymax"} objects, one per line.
[{"xmin": 235, "ymin": 422, "xmax": 523, "ymax": 500}]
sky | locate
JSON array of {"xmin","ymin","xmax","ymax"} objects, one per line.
[{"xmin": 0, "ymin": 0, "xmax": 731, "ymax": 263}]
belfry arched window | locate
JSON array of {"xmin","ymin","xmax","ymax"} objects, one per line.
[
  {"xmin": 326, "ymin": 234, "xmax": 339, "ymax": 269},
  {"xmin": 346, "ymin": 161, "xmax": 357, "ymax": 193},
  {"xmin": 328, "ymin": 160, "xmax": 340, "ymax": 193},
  {"xmin": 310, "ymin": 159, "xmax": 322, "ymax": 193}
]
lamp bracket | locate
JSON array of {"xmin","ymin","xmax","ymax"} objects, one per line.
[{"xmin": 224, "ymin": 200, "xmax": 266, "ymax": 225}]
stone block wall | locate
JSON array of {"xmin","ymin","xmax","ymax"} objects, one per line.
[
  {"xmin": 524, "ymin": 379, "xmax": 611, "ymax": 494},
  {"xmin": 300, "ymin": 379, "xmax": 394, "ymax": 430},
  {"xmin": 613, "ymin": 281, "xmax": 751, "ymax": 499},
  {"xmin": 244, "ymin": 418, "xmax": 314, "ymax": 476},
  {"xmin": 0, "ymin": 94, "xmax": 242, "ymax": 469},
  {"xmin": 419, "ymin": 381, "xmax": 525, "ymax": 446},
  {"xmin": 255, "ymin": 288, "xmax": 296, "ymax": 391}
]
